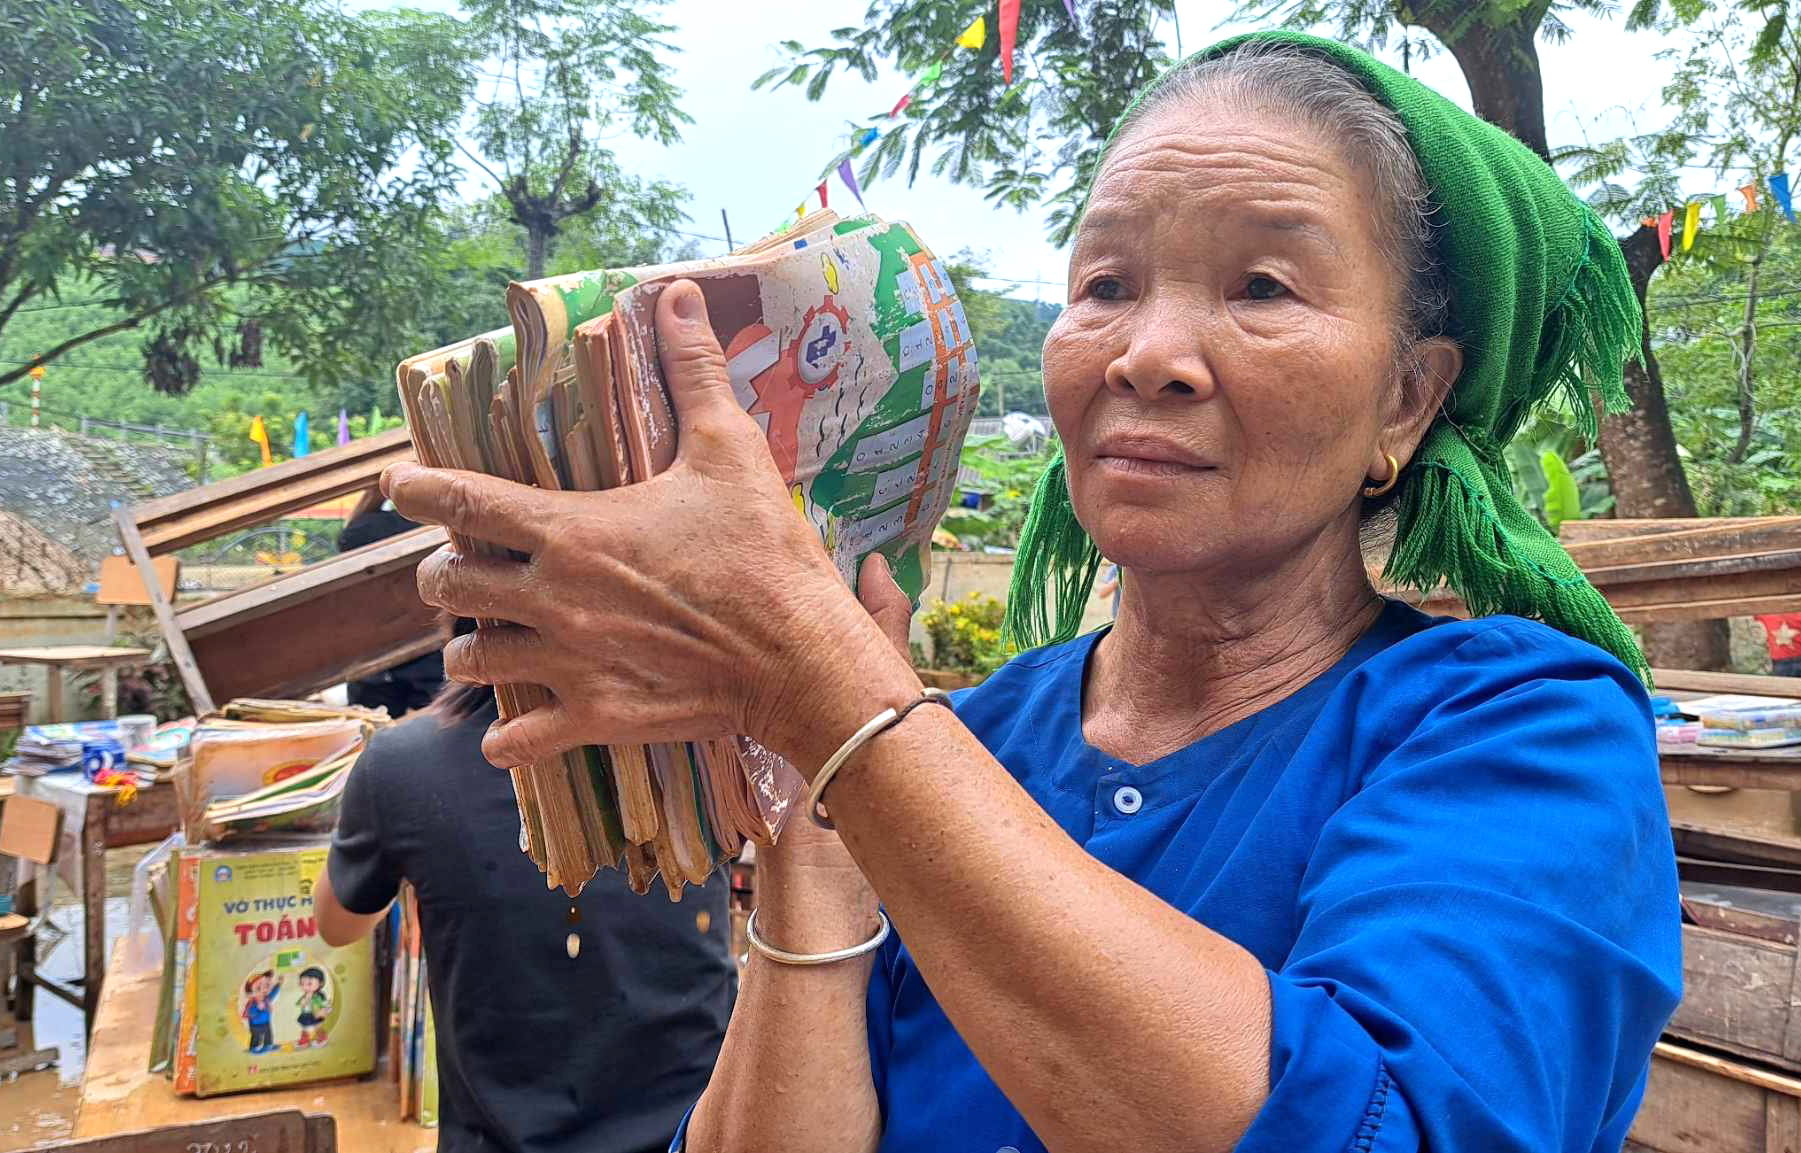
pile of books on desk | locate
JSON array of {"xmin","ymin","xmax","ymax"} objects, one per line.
[
  {"xmin": 144, "ymin": 697, "xmax": 394, "ymax": 1098},
  {"xmin": 1694, "ymin": 700, "xmax": 1801, "ymax": 749},
  {"xmin": 153, "ymin": 841, "xmax": 378, "ymax": 1097}
]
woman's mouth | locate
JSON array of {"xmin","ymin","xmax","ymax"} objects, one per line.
[{"xmin": 1092, "ymin": 435, "xmax": 1215, "ymax": 476}]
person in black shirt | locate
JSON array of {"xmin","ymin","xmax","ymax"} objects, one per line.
[
  {"xmin": 337, "ymin": 489, "xmax": 446, "ymax": 717},
  {"xmin": 316, "ymin": 656, "xmax": 736, "ymax": 1153}
]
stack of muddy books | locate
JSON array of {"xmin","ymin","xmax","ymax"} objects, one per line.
[{"xmin": 396, "ymin": 212, "xmax": 980, "ymax": 898}]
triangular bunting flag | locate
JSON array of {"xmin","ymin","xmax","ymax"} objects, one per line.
[
  {"xmin": 248, "ymin": 415, "xmax": 273, "ymax": 468},
  {"xmin": 1064, "ymin": 0, "xmax": 1078, "ymax": 20},
  {"xmin": 797, "ymin": 200, "xmax": 807, "ymax": 220},
  {"xmin": 1740, "ymin": 183, "xmax": 1761, "ymax": 212},
  {"xmin": 1771, "ymin": 172, "xmax": 1794, "ymax": 222},
  {"xmin": 857, "ymin": 127, "xmax": 879, "ymax": 151},
  {"xmin": 956, "ymin": 15, "xmax": 986, "ymax": 50},
  {"xmin": 1656, "ymin": 210, "xmax": 1673, "ymax": 261},
  {"xmin": 817, "ymin": 180, "xmax": 828, "ymax": 209},
  {"xmin": 919, "ymin": 62, "xmax": 942, "ymax": 90},
  {"xmin": 1712, "ymin": 194, "xmax": 1730, "ymax": 227},
  {"xmin": 890, "ymin": 92, "xmax": 911, "ymax": 118},
  {"xmin": 838, "ymin": 157, "xmax": 866, "ymax": 208},
  {"xmin": 1000, "ymin": 0, "xmax": 1020, "ymax": 86},
  {"xmin": 1682, "ymin": 201, "xmax": 1701, "ymax": 251}
]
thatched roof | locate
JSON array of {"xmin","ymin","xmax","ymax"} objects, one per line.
[{"xmin": 0, "ymin": 508, "xmax": 88, "ymax": 596}]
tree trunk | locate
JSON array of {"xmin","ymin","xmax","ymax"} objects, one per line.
[
  {"xmin": 1604, "ymin": 225, "xmax": 1731, "ymax": 669},
  {"xmin": 526, "ymin": 226, "xmax": 550, "ymax": 281},
  {"xmin": 1433, "ymin": 18, "xmax": 1552, "ymax": 160}
]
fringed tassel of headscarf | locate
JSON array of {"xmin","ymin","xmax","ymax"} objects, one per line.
[
  {"xmin": 1004, "ymin": 452, "xmax": 1103, "ymax": 650},
  {"xmin": 1384, "ymin": 207, "xmax": 1649, "ymax": 683},
  {"xmin": 1526, "ymin": 208, "xmax": 1640, "ymax": 440},
  {"xmin": 1384, "ymin": 455, "xmax": 1649, "ymax": 683}
]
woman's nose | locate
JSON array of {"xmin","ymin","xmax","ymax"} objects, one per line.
[{"xmin": 1105, "ymin": 305, "xmax": 1215, "ymax": 401}]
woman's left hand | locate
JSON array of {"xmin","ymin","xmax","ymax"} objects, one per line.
[{"xmin": 384, "ymin": 279, "xmax": 920, "ymax": 772}]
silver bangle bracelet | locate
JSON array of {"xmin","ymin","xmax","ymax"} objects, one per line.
[
  {"xmin": 745, "ymin": 907, "xmax": 891, "ymax": 966},
  {"xmin": 806, "ymin": 688, "xmax": 952, "ymax": 830}
]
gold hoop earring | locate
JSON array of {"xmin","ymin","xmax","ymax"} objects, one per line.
[{"xmin": 1362, "ymin": 452, "xmax": 1401, "ymax": 499}]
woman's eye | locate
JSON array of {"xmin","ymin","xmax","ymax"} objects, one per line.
[
  {"xmin": 1245, "ymin": 275, "xmax": 1289, "ymax": 301},
  {"xmin": 1087, "ymin": 276, "xmax": 1126, "ymax": 302}
]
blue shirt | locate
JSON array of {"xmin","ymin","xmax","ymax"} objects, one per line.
[{"xmin": 682, "ymin": 603, "xmax": 1682, "ymax": 1152}]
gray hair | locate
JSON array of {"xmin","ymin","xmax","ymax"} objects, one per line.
[{"xmin": 1114, "ymin": 41, "xmax": 1452, "ymax": 391}]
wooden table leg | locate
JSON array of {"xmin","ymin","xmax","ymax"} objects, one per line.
[
  {"xmin": 82, "ymin": 791, "xmax": 106, "ymax": 1035},
  {"xmin": 44, "ymin": 666, "xmax": 64, "ymax": 722},
  {"xmin": 100, "ymin": 666, "xmax": 119, "ymax": 719},
  {"xmin": 13, "ymin": 867, "xmax": 36, "ymax": 1023}
]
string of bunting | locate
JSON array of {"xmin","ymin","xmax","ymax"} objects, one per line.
[
  {"xmin": 773, "ymin": 0, "xmax": 1076, "ymax": 233},
  {"xmin": 1642, "ymin": 172, "xmax": 1797, "ymax": 260}
]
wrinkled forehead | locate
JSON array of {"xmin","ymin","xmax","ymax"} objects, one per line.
[{"xmin": 1078, "ymin": 100, "xmax": 1369, "ymax": 247}]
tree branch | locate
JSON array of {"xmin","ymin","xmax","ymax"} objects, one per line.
[
  {"xmin": 454, "ymin": 137, "xmax": 508, "ymax": 190},
  {"xmin": 0, "ymin": 280, "xmax": 42, "ymax": 334},
  {"xmin": 0, "ymin": 263, "xmax": 267, "ymax": 389}
]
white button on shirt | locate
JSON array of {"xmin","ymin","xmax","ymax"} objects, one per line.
[{"xmin": 1112, "ymin": 785, "xmax": 1143, "ymax": 815}]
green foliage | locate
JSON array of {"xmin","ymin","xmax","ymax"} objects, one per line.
[
  {"xmin": 459, "ymin": 0, "xmax": 693, "ymax": 276},
  {"xmin": 943, "ymin": 251, "xmax": 1058, "ymax": 417},
  {"xmin": 758, "ymin": 2, "xmax": 1173, "ymax": 245},
  {"xmin": 1538, "ymin": 449, "xmax": 1584, "ymax": 530},
  {"xmin": 1650, "ymin": 225, "xmax": 1801, "ymax": 513},
  {"xmin": 0, "ymin": 0, "xmax": 473, "ymax": 393},
  {"xmin": 942, "ymin": 435, "xmax": 1059, "ymax": 548},
  {"xmin": 920, "ymin": 592, "xmax": 1007, "ymax": 675},
  {"xmin": 1504, "ymin": 410, "xmax": 1616, "ymax": 526},
  {"xmin": 1563, "ymin": 2, "xmax": 1801, "ymax": 514},
  {"xmin": 1236, "ymin": 0, "xmax": 1620, "ymax": 49}
]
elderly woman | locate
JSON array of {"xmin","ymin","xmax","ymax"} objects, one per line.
[{"xmin": 387, "ymin": 31, "xmax": 1680, "ymax": 1153}]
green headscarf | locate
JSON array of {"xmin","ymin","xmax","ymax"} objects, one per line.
[{"xmin": 1005, "ymin": 30, "xmax": 1649, "ymax": 680}]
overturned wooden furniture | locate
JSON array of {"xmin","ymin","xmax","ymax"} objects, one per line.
[
  {"xmin": 1629, "ymin": 1041, "xmax": 1801, "ymax": 1153},
  {"xmin": 1390, "ymin": 516, "xmax": 1801, "ymax": 623},
  {"xmin": 112, "ymin": 429, "xmax": 440, "ymax": 714}
]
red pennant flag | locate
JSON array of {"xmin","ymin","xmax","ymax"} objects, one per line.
[
  {"xmin": 1656, "ymin": 210, "xmax": 1673, "ymax": 260},
  {"xmin": 889, "ymin": 92, "xmax": 911, "ymax": 118},
  {"xmin": 817, "ymin": 180, "xmax": 828, "ymax": 209},
  {"xmin": 1741, "ymin": 183, "xmax": 1761, "ymax": 212},
  {"xmin": 1000, "ymin": 0, "xmax": 1020, "ymax": 86}
]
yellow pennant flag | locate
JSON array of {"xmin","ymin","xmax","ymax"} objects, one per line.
[
  {"xmin": 1681, "ymin": 201, "xmax": 1701, "ymax": 251},
  {"xmin": 957, "ymin": 15, "xmax": 986, "ymax": 50},
  {"xmin": 248, "ymin": 415, "xmax": 273, "ymax": 468}
]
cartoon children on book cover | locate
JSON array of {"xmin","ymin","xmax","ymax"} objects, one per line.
[{"xmin": 192, "ymin": 844, "xmax": 374, "ymax": 1096}]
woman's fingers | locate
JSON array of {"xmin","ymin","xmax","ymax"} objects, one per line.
[
  {"xmin": 382, "ymin": 463, "xmax": 556, "ymax": 554},
  {"xmin": 416, "ymin": 547, "xmax": 547, "ymax": 624},
  {"xmin": 443, "ymin": 625, "xmax": 546, "ymax": 686},
  {"xmin": 857, "ymin": 553, "xmax": 914, "ymax": 658},
  {"xmin": 483, "ymin": 699, "xmax": 578, "ymax": 769}
]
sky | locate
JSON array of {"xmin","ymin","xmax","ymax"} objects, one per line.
[{"xmin": 403, "ymin": 1, "xmax": 1688, "ymax": 300}]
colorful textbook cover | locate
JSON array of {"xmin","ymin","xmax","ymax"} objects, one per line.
[{"xmin": 186, "ymin": 844, "xmax": 375, "ymax": 1096}]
